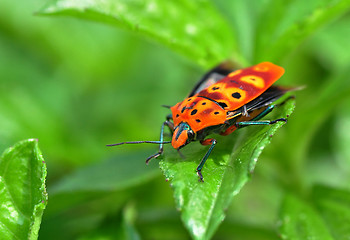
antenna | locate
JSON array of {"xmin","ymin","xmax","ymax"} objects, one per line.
[{"xmin": 106, "ymin": 141, "xmax": 171, "ymax": 147}]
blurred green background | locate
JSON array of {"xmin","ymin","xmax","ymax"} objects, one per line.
[{"xmin": 1, "ymin": 0, "xmax": 350, "ymax": 239}]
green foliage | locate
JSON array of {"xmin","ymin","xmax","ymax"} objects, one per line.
[
  {"xmin": 279, "ymin": 186, "xmax": 350, "ymax": 240},
  {"xmin": 215, "ymin": 0, "xmax": 350, "ymax": 63},
  {"xmin": 1, "ymin": 0, "xmax": 350, "ymax": 239},
  {"xmin": 38, "ymin": 0, "xmax": 239, "ymax": 68},
  {"xmin": 50, "ymin": 151, "xmax": 160, "ymax": 193},
  {"xmin": 0, "ymin": 139, "xmax": 47, "ymax": 239},
  {"xmin": 279, "ymin": 194, "xmax": 333, "ymax": 240},
  {"xmin": 312, "ymin": 186, "xmax": 350, "ymax": 239}
]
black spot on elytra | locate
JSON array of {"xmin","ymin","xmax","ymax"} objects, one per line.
[
  {"xmin": 191, "ymin": 109, "xmax": 198, "ymax": 115},
  {"xmin": 214, "ymin": 112, "xmax": 220, "ymax": 115},
  {"xmin": 218, "ymin": 102, "xmax": 228, "ymax": 109},
  {"xmin": 250, "ymin": 77, "xmax": 256, "ymax": 81},
  {"xmin": 212, "ymin": 86, "xmax": 220, "ymax": 90},
  {"xmin": 188, "ymin": 98, "xmax": 192, "ymax": 101},
  {"xmin": 196, "ymin": 119, "xmax": 201, "ymax": 123},
  {"xmin": 202, "ymin": 102, "xmax": 206, "ymax": 105},
  {"xmin": 181, "ymin": 107, "xmax": 186, "ymax": 113},
  {"xmin": 176, "ymin": 114, "xmax": 179, "ymax": 118},
  {"xmin": 231, "ymin": 92, "xmax": 241, "ymax": 99}
]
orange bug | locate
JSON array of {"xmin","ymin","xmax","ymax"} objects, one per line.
[{"xmin": 108, "ymin": 62, "xmax": 294, "ymax": 181}]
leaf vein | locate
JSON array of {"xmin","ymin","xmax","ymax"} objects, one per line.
[{"xmin": 0, "ymin": 219, "xmax": 21, "ymax": 240}]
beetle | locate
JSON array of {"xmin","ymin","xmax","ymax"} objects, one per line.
[{"xmin": 108, "ymin": 62, "xmax": 294, "ymax": 181}]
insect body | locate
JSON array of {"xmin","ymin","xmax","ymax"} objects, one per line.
[{"xmin": 108, "ymin": 62, "xmax": 292, "ymax": 181}]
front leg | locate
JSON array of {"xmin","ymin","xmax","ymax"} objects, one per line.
[
  {"xmin": 165, "ymin": 114, "xmax": 174, "ymax": 133},
  {"xmin": 196, "ymin": 138, "xmax": 217, "ymax": 182},
  {"xmin": 146, "ymin": 120, "xmax": 173, "ymax": 164}
]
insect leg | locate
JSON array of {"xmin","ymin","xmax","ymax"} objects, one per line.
[
  {"xmin": 250, "ymin": 95, "xmax": 295, "ymax": 121},
  {"xmin": 236, "ymin": 103, "xmax": 288, "ymax": 127},
  {"xmin": 197, "ymin": 138, "xmax": 217, "ymax": 182},
  {"xmin": 163, "ymin": 115, "xmax": 174, "ymax": 138},
  {"xmin": 235, "ymin": 103, "xmax": 287, "ymax": 127},
  {"xmin": 165, "ymin": 115, "xmax": 174, "ymax": 132},
  {"xmin": 250, "ymin": 104, "xmax": 276, "ymax": 121},
  {"xmin": 146, "ymin": 121, "xmax": 173, "ymax": 164},
  {"xmin": 235, "ymin": 118, "xmax": 287, "ymax": 128},
  {"xmin": 242, "ymin": 105, "xmax": 249, "ymax": 117},
  {"xmin": 166, "ymin": 114, "xmax": 173, "ymax": 121}
]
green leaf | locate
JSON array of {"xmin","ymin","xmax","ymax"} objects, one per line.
[
  {"xmin": 40, "ymin": 191, "xmax": 131, "ymax": 239},
  {"xmin": 216, "ymin": 221, "xmax": 280, "ymax": 240},
  {"xmin": 136, "ymin": 207, "xmax": 190, "ymax": 240},
  {"xmin": 123, "ymin": 202, "xmax": 141, "ymax": 240},
  {"xmin": 312, "ymin": 185, "xmax": 350, "ymax": 239},
  {"xmin": 213, "ymin": 0, "xmax": 350, "ymax": 63},
  {"xmin": 255, "ymin": 0, "xmax": 350, "ymax": 62},
  {"xmin": 272, "ymin": 68, "xmax": 350, "ymax": 191},
  {"xmin": 39, "ymin": 151, "xmax": 160, "ymax": 236},
  {"xmin": 37, "ymin": 0, "xmax": 241, "ymax": 68},
  {"xmin": 50, "ymin": 151, "xmax": 160, "ymax": 194},
  {"xmin": 308, "ymin": 14, "xmax": 350, "ymax": 70},
  {"xmin": 279, "ymin": 194, "xmax": 333, "ymax": 240},
  {"xmin": 213, "ymin": 0, "xmax": 276, "ymax": 64},
  {"xmin": 0, "ymin": 139, "xmax": 48, "ymax": 240},
  {"xmin": 159, "ymin": 98, "xmax": 295, "ymax": 240}
]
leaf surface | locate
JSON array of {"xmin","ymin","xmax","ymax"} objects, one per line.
[
  {"xmin": 0, "ymin": 139, "xmax": 47, "ymax": 240},
  {"xmin": 312, "ymin": 185, "xmax": 350, "ymax": 239},
  {"xmin": 279, "ymin": 194, "xmax": 333, "ymax": 240},
  {"xmin": 255, "ymin": 0, "xmax": 350, "ymax": 62},
  {"xmin": 38, "ymin": 0, "xmax": 239, "ymax": 67},
  {"xmin": 50, "ymin": 151, "xmax": 160, "ymax": 194}
]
